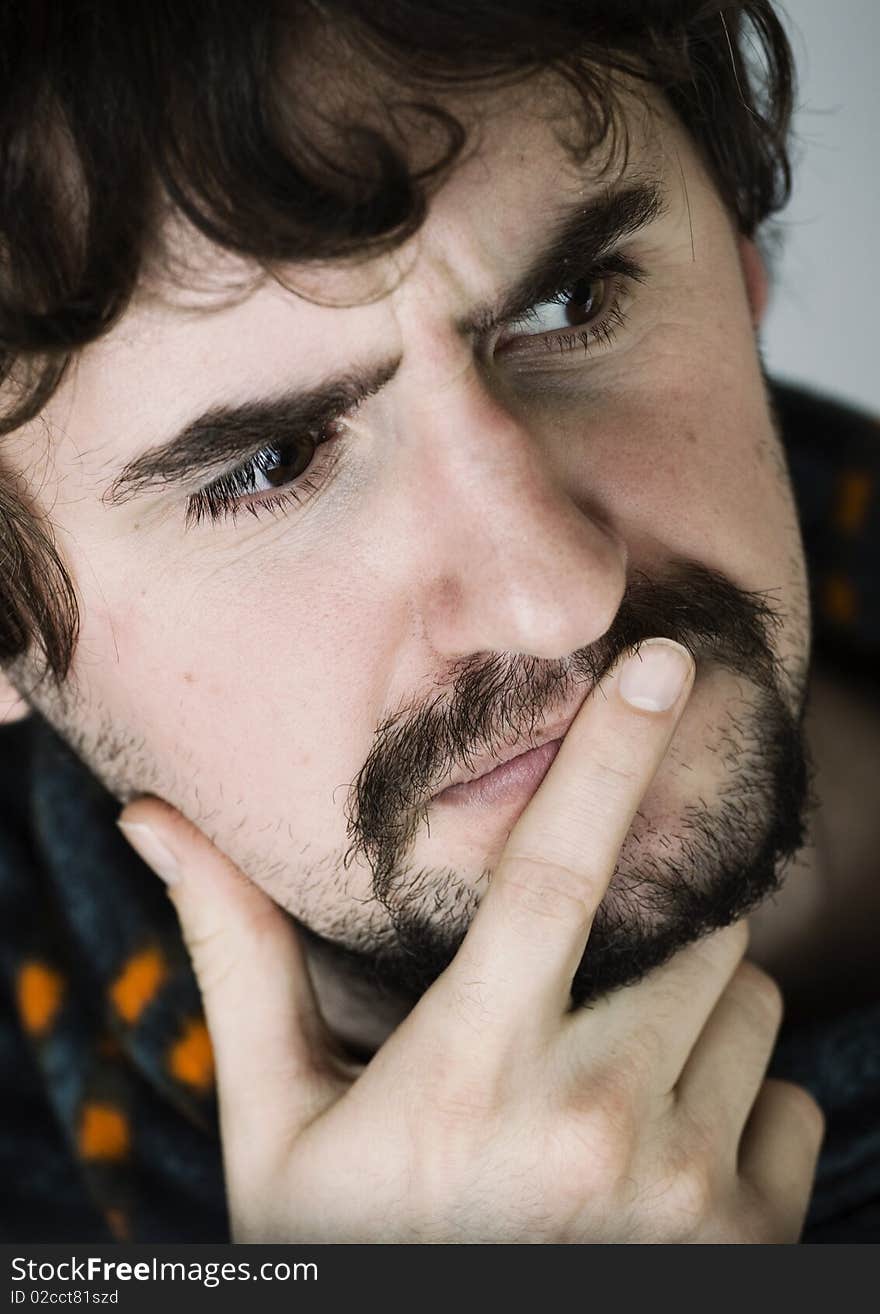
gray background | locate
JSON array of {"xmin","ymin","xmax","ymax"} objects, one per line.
[{"xmin": 762, "ymin": 0, "xmax": 879, "ymax": 414}]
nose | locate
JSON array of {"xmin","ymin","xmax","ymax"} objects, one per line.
[{"xmin": 404, "ymin": 369, "xmax": 627, "ymax": 661}]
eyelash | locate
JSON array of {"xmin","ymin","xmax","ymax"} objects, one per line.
[
  {"xmin": 185, "ymin": 424, "xmax": 346, "ymax": 530},
  {"xmin": 502, "ymin": 252, "xmax": 643, "ymax": 358},
  {"xmin": 186, "ymin": 256, "xmax": 644, "ymax": 528}
]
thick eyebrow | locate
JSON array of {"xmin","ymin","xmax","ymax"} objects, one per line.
[
  {"xmin": 103, "ymin": 360, "xmax": 401, "ymax": 507},
  {"xmin": 457, "ymin": 177, "xmax": 666, "ymax": 336},
  {"xmin": 103, "ymin": 178, "xmax": 665, "ymax": 508}
]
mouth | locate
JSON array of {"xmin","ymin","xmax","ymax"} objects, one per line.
[
  {"xmin": 429, "ymin": 701, "xmax": 585, "ymax": 810},
  {"xmin": 431, "ymin": 736, "xmax": 566, "ymax": 810}
]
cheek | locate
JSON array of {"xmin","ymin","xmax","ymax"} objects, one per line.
[
  {"xmin": 73, "ymin": 548, "xmax": 402, "ymax": 828},
  {"xmin": 590, "ymin": 335, "xmax": 802, "ymax": 582},
  {"xmin": 543, "ymin": 321, "xmax": 810, "ymax": 705}
]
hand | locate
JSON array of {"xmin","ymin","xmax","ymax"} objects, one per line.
[{"xmin": 117, "ymin": 638, "xmax": 824, "ymax": 1242}]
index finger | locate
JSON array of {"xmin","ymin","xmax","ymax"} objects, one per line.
[{"xmin": 441, "ymin": 637, "xmax": 695, "ymax": 1036}]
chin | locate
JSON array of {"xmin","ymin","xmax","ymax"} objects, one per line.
[{"xmin": 375, "ymin": 694, "xmax": 808, "ymax": 1007}]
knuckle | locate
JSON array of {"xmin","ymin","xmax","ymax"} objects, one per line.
[
  {"xmin": 561, "ymin": 755, "xmax": 642, "ymax": 827},
  {"xmin": 679, "ymin": 920, "xmax": 749, "ymax": 984},
  {"xmin": 406, "ymin": 1037, "xmax": 503, "ymax": 1135},
  {"xmin": 427, "ymin": 1079, "xmax": 499, "ymax": 1131},
  {"xmin": 496, "ymin": 855, "xmax": 593, "ymax": 929},
  {"xmin": 600, "ymin": 755, "xmax": 638, "ymax": 784},
  {"xmin": 568, "ymin": 1115, "xmax": 634, "ymax": 1192},
  {"xmin": 657, "ymin": 1137, "xmax": 718, "ymax": 1227},
  {"xmin": 565, "ymin": 1070, "xmax": 639, "ymax": 1184},
  {"xmin": 715, "ymin": 916, "xmax": 751, "ymax": 961},
  {"xmin": 728, "ymin": 1186, "xmax": 784, "ymax": 1242},
  {"xmin": 179, "ymin": 923, "xmax": 235, "ymax": 995},
  {"xmin": 730, "ymin": 959, "xmax": 784, "ymax": 1031},
  {"xmin": 618, "ymin": 1019, "xmax": 665, "ymax": 1082},
  {"xmin": 768, "ymin": 1078, "xmax": 826, "ymax": 1141}
]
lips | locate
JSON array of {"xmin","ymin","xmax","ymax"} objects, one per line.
[
  {"xmin": 433, "ymin": 736, "xmax": 565, "ymax": 809},
  {"xmin": 429, "ymin": 697, "xmax": 586, "ymax": 800}
]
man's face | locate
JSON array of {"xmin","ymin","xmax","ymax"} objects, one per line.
[{"xmin": 7, "ymin": 78, "xmax": 813, "ymax": 1012}]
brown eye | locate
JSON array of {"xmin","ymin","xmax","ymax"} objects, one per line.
[
  {"xmin": 562, "ymin": 275, "xmax": 609, "ymax": 327},
  {"xmin": 187, "ymin": 417, "xmax": 348, "ymax": 527},
  {"xmin": 258, "ymin": 436, "xmax": 318, "ymax": 489},
  {"xmin": 496, "ymin": 272, "xmax": 618, "ymax": 348}
]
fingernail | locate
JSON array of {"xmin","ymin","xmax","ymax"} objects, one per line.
[
  {"xmin": 618, "ymin": 639, "xmax": 694, "ymax": 712},
  {"xmin": 117, "ymin": 820, "xmax": 181, "ymax": 886}
]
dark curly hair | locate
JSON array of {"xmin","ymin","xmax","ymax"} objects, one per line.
[{"xmin": 0, "ymin": 1, "xmax": 795, "ymax": 692}]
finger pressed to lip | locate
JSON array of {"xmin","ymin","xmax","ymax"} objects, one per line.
[{"xmin": 435, "ymin": 639, "xmax": 696, "ymax": 1041}]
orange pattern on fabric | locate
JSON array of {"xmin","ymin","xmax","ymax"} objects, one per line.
[
  {"xmin": 78, "ymin": 1103, "xmax": 131, "ymax": 1161},
  {"xmin": 109, "ymin": 946, "xmax": 167, "ymax": 1023},
  {"xmin": 16, "ymin": 961, "xmax": 64, "ymax": 1035},
  {"xmin": 168, "ymin": 1018, "xmax": 215, "ymax": 1092},
  {"xmin": 833, "ymin": 469, "xmax": 873, "ymax": 534},
  {"xmin": 821, "ymin": 573, "xmax": 858, "ymax": 624}
]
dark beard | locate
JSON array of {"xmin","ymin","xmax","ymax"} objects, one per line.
[{"xmin": 292, "ymin": 643, "xmax": 819, "ymax": 1003}]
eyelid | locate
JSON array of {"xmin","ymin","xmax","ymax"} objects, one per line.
[
  {"xmin": 494, "ymin": 250, "xmax": 646, "ymax": 359},
  {"xmin": 184, "ymin": 427, "xmax": 347, "ymax": 529},
  {"xmin": 508, "ymin": 250, "xmax": 647, "ymax": 331},
  {"xmin": 193, "ymin": 255, "xmax": 638, "ymax": 495},
  {"xmin": 184, "ymin": 253, "xmax": 647, "ymax": 528},
  {"xmin": 191, "ymin": 391, "xmax": 363, "ymax": 499}
]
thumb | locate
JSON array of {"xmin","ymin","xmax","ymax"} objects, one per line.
[{"xmin": 116, "ymin": 798, "xmax": 346, "ymax": 1154}]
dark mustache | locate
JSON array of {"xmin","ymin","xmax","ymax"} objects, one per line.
[{"xmin": 343, "ymin": 556, "xmax": 785, "ymax": 892}]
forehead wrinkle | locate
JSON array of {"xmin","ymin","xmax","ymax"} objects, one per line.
[
  {"xmin": 37, "ymin": 83, "xmax": 683, "ymax": 513},
  {"xmin": 104, "ymin": 180, "xmax": 665, "ymax": 508}
]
